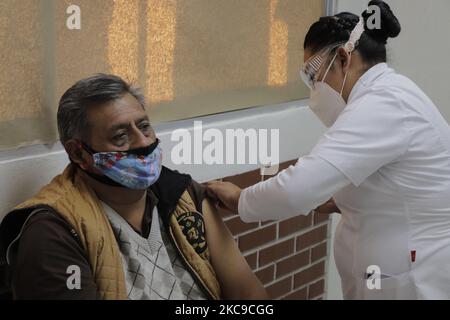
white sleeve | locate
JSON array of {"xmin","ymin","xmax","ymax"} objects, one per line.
[
  {"xmin": 238, "ymin": 156, "xmax": 351, "ymax": 223},
  {"xmin": 310, "ymin": 92, "xmax": 411, "ymax": 187}
]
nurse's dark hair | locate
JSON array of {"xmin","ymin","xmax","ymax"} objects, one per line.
[{"xmin": 304, "ymin": 0, "xmax": 401, "ymax": 65}]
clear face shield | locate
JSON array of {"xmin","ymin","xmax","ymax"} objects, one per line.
[
  {"xmin": 300, "ymin": 17, "xmax": 365, "ymax": 90},
  {"xmin": 299, "ymin": 44, "xmax": 343, "ymax": 90}
]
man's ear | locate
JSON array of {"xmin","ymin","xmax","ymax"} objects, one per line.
[
  {"xmin": 337, "ymin": 47, "xmax": 352, "ymax": 75},
  {"xmin": 65, "ymin": 139, "xmax": 91, "ymax": 170}
]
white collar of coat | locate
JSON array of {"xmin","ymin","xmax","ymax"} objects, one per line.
[{"xmin": 347, "ymin": 62, "xmax": 390, "ymax": 104}]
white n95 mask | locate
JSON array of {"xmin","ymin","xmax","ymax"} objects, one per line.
[
  {"xmin": 309, "ymin": 51, "xmax": 349, "ymax": 128},
  {"xmin": 309, "ymin": 81, "xmax": 347, "ymax": 128}
]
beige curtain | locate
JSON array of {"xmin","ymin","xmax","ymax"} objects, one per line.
[{"xmin": 0, "ymin": 0, "xmax": 323, "ymax": 150}]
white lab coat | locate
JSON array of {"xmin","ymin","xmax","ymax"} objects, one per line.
[{"xmin": 238, "ymin": 63, "xmax": 450, "ymax": 299}]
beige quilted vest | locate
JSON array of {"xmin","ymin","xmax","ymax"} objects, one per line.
[{"xmin": 10, "ymin": 164, "xmax": 221, "ymax": 300}]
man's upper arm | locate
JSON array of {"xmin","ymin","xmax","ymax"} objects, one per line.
[
  {"xmin": 11, "ymin": 211, "xmax": 99, "ymax": 300},
  {"xmin": 201, "ymin": 198, "xmax": 268, "ymax": 300}
]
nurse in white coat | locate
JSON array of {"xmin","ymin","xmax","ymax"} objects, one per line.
[{"xmin": 207, "ymin": 0, "xmax": 450, "ymax": 300}]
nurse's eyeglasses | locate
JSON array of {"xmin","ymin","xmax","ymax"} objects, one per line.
[{"xmin": 300, "ymin": 43, "xmax": 344, "ymax": 90}]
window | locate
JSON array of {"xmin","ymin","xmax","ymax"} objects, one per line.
[{"xmin": 0, "ymin": 0, "xmax": 324, "ymax": 149}]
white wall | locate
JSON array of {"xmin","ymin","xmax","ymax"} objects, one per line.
[{"xmin": 326, "ymin": 0, "xmax": 450, "ymax": 300}]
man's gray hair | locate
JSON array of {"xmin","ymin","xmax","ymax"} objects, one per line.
[{"xmin": 57, "ymin": 74, "xmax": 146, "ymax": 144}]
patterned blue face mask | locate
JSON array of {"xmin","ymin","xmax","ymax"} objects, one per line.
[{"xmin": 81, "ymin": 139, "xmax": 162, "ymax": 190}]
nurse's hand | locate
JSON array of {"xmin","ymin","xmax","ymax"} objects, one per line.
[{"xmin": 205, "ymin": 181, "xmax": 242, "ymax": 213}]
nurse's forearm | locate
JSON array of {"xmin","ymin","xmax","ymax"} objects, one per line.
[{"xmin": 238, "ymin": 156, "xmax": 350, "ymax": 223}]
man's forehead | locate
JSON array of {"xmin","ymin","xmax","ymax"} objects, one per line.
[{"xmin": 87, "ymin": 94, "xmax": 149, "ymax": 128}]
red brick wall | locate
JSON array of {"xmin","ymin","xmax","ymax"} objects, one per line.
[{"xmin": 217, "ymin": 160, "xmax": 330, "ymax": 300}]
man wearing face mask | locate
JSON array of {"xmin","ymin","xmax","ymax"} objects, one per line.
[
  {"xmin": 207, "ymin": 0, "xmax": 450, "ymax": 300},
  {"xmin": 0, "ymin": 74, "xmax": 267, "ymax": 300}
]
